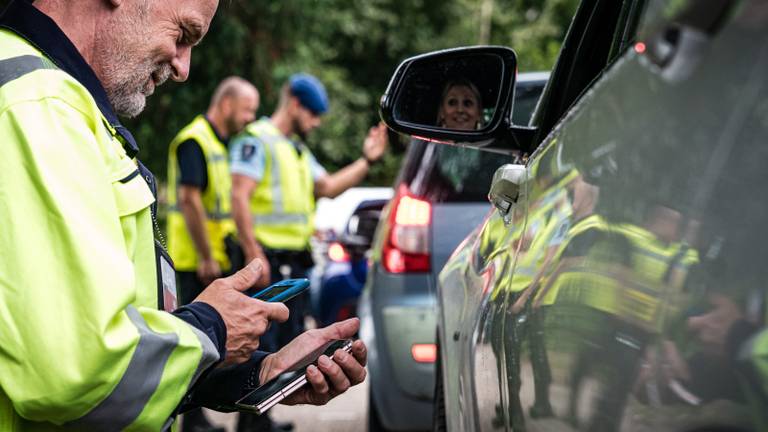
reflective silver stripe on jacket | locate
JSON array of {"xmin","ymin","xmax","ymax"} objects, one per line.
[
  {"xmin": 255, "ymin": 122, "xmax": 286, "ymax": 214},
  {"xmin": 65, "ymin": 306, "xmax": 219, "ymax": 431},
  {"xmin": 0, "ymin": 55, "xmax": 57, "ymax": 87},
  {"xmin": 252, "ymin": 213, "xmax": 309, "ymax": 225}
]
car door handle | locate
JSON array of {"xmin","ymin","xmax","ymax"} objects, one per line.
[{"xmin": 488, "ymin": 164, "xmax": 527, "ymax": 225}]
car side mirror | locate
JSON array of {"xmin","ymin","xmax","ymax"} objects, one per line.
[
  {"xmin": 380, "ymin": 46, "xmax": 538, "ymax": 153},
  {"xmin": 488, "ymin": 164, "xmax": 527, "ymax": 225}
]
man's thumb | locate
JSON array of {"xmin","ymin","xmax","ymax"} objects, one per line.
[
  {"xmin": 323, "ymin": 318, "xmax": 360, "ymax": 340},
  {"xmin": 227, "ymin": 258, "xmax": 265, "ymax": 292}
]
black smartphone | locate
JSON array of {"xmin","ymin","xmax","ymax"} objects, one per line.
[
  {"xmin": 251, "ymin": 278, "xmax": 310, "ymax": 303},
  {"xmin": 235, "ymin": 339, "xmax": 354, "ymax": 414}
]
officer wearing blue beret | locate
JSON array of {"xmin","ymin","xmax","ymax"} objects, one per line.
[{"xmin": 229, "ymin": 74, "xmax": 387, "ymax": 430}]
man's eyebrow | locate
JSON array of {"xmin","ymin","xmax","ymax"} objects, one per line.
[{"xmin": 181, "ymin": 20, "xmax": 205, "ymax": 45}]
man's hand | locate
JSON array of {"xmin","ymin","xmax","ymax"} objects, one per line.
[
  {"xmin": 688, "ymin": 293, "xmax": 743, "ymax": 354},
  {"xmin": 197, "ymin": 257, "xmax": 222, "ymax": 285},
  {"xmin": 259, "ymin": 318, "xmax": 367, "ymax": 406},
  {"xmin": 362, "ymin": 122, "xmax": 389, "ymax": 163},
  {"xmin": 194, "ymin": 259, "xmax": 289, "ymax": 364},
  {"xmin": 244, "ymin": 243, "xmax": 271, "ymax": 288}
]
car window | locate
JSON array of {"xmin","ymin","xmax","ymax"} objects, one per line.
[
  {"xmin": 401, "ymin": 78, "xmax": 547, "ymax": 203},
  {"xmin": 533, "ymin": 0, "xmax": 645, "ymax": 145}
]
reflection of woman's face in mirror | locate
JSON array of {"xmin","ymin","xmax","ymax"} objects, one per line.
[{"xmin": 438, "ymin": 84, "xmax": 482, "ymax": 130}]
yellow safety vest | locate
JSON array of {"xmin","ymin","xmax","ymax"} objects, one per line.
[
  {"xmin": 0, "ymin": 30, "xmax": 217, "ymax": 431},
  {"xmin": 167, "ymin": 115, "xmax": 235, "ymax": 271},
  {"xmin": 244, "ymin": 119, "xmax": 315, "ymax": 251}
]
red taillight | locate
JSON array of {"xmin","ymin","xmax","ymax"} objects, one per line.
[
  {"xmin": 411, "ymin": 343, "xmax": 437, "ymax": 363},
  {"xmin": 328, "ymin": 242, "xmax": 350, "ymax": 262},
  {"xmin": 382, "ymin": 184, "xmax": 431, "ymax": 273}
]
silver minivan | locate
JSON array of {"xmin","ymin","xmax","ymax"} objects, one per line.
[{"xmin": 379, "ymin": 0, "xmax": 768, "ymax": 431}]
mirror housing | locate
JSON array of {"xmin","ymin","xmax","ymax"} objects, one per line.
[{"xmin": 380, "ymin": 46, "xmax": 537, "ymax": 154}]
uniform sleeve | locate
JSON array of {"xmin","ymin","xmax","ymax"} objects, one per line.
[
  {"xmin": 0, "ymin": 97, "xmax": 221, "ymax": 429},
  {"xmin": 305, "ymin": 148, "xmax": 328, "ymax": 181},
  {"xmin": 230, "ymin": 134, "xmax": 266, "ymax": 181},
  {"xmin": 177, "ymin": 138, "xmax": 208, "ymax": 190}
]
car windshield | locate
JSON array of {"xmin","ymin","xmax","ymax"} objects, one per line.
[{"xmin": 404, "ymin": 75, "xmax": 547, "ymax": 202}]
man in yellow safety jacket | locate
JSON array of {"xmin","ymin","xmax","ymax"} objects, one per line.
[
  {"xmin": 167, "ymin": 75, "xmax": 260, "ymax": 432},
  {"xmin": 230, "ymin": 74, "xmax": 389, "ymax": 349},
  {"xmin": 167, "ymin": 77, "xmax": 262, "ymax": 304},
  {"xmin": 0, "ymin": 1, "xmax": 367, "ymax": 431},
  {"xmin": 230, "ymin": 73, "xmax": 387, "ymax": 431}
]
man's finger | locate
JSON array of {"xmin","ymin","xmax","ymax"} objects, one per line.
[
  {"xmin": 333, "ymin": 348, "xmax": 367, "ymax": 385},
  {"xmin": 225, "ymin": 259, "xmax": 264, "ymax": 292},
  {"xmin": 262, "ymin": 301, "xmax": 290, "ymax": 323},
  {"xmin": 350, "ymin": 340, "xmax": 368, "ymax": 367},
  {"xmin": 318, "ymin": 354, "xmax": 350, "ymax": 393},
  {"xmin": 318, "ymin": 318, "xmax": 360, "ymax": 340},
  {"xmin": 305, "ymin": 365, "xmax": 330, "ymax": 396}
]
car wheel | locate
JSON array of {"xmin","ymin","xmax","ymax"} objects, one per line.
[
  {"xmin": 368, "ymin": 391, "xmax": 392, "ymax": 432},
  {"xmin": 432, "ymin": 341, "xmax": 446, "ymax": 432}
]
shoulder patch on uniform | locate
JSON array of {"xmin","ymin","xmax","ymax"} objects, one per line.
[{"xmin": 242, "ymin": 144, "xmax": 256, "ymax": 161}]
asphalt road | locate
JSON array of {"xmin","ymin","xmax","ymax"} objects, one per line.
[{"xmin": 204, "ymin": 373, "xmax": 368, "ymax": 432}]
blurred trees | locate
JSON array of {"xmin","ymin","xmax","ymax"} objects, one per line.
[{"xmin": 1, "ymin": 0, "xmax": 578, "ymax": 183}]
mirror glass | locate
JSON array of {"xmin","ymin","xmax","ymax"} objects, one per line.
[{"xmin": 392, "ymin": 54, "xmax": 505, "ymax": 132}]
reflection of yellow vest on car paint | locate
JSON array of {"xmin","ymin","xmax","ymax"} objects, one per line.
[
  {"xmin": 244, "ymin": 119, "xmax": 316, "ymax": 251},
  {"xmin": 491, "ymin": 171, "xmax": 577, "ymax": 301},
  {"xmin": 167, "ymin": 115, "xmax": 235, "ymax": 272},
  {"xmin": 543, "ymin": 215, "xmax": 699, "ymax": 331},
  {"xmin": 0, "ymin": 30, "xmax": 218, "ymax": 431}
]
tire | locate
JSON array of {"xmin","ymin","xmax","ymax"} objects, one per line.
[{"xmin": 432, "ymin": 340, "xmax": 446, "ymax": 432}]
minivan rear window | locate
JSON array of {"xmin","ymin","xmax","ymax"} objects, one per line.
[{"xmin": 402, "ymin": 77, "xmax": 547, "ymax": 203}]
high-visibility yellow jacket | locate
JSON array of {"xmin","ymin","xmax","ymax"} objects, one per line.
[
  {"xmin": 0, "ymin": 28, "xmax": 218, "ymax": 431},
  {"xmin": 243, "ymin": 119, "xmax": 315, "ymax": 251},
  {"xmin": 167, "ymin": 115, "xmax": 235, "ymax": 272}
]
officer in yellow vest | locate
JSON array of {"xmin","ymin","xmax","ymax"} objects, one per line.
[
  {"xmin": 0, "ymin": 2, "xmax": 368, "ymax": 430},
  {"xmin": 168, "ymin": 75, "xmax": 259, "ymax": 432},
  {"xmin": 168, "ymin": 77, "xmax": 261, "ymax": 306},
  {"xmin": 230, "ymin": 74, "xmax": 387, "ymax": 431},
  {"xmin": 231, "ymin": 74, "xmax": 389, "ymax": 349}
]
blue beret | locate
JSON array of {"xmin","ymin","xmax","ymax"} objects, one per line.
[{"xmin": 289, "ymin": 73, "xmax": 329, "ymax": 115}]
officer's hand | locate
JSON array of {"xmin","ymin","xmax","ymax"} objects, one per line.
[
  {"xmin": 687, "ymin": 293, "xmax": 743, "ymax": 353},
  {"xmin": 194, "ymin": 259, "xmax": 289, "ymax": 364},
  {"xmin": 362, "ymin": 122, "xmax": 389, "ymax": 163},
  {"xmin": 258, "ymin": 318, "xmax": 367, "ymax": 406},
  {"xmin": 197, "ymin": 257, "xmax": 222, "ymax": 285},
  {"xmin": 244, "ymin": 244, "xmax": 271, "ymax": 288}
]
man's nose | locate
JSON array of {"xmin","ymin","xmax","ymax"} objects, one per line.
[{"xmin": 171, "ymin": 46, "xmax": 192, "ymax": 82}]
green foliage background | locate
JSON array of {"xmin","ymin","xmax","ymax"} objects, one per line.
[{"xmin": 2, "ymin": 0, "xmax": 578, "ymax": 184}]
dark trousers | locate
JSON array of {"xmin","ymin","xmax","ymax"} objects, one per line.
[
  {"xmin": 258, "ymin": 248, "xmax": 313, "ymax": 353},
  {"xmin": 178, "ymin": 271, "xmax": 207, "ymax": 306}
]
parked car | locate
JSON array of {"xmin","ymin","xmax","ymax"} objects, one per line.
[
  {"xmin": 379, "ymin": 1, "xmax": 768, "ymax": 431},
  {"xmin": 309, "ymin": 187, "xmax": 393, "ymax": 311},
  {"xmin": 314, "ymin": 198, "xmax": 388, "ymax": 327},
  {"xmin": 359, "ymin": 72, "xmax": 548, "ymax": 431}
]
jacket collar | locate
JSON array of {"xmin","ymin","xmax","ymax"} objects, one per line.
[{"xmin": 0, "ymin": 0, "xmax": 140, "ymax": 156}]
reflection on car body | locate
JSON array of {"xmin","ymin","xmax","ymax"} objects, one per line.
[{"xmin": 382, "ymin": 0, "xmax": 768, "ymax": 431}]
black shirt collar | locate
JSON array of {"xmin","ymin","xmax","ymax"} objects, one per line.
[
  {"xmin": 0, "ymin": 0, "xmax": 140, "ymax": 157},
  {"xmin": 203, "ymin": 115, "xmax": 229, "ymax": 147}
]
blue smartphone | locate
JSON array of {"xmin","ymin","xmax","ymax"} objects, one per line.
[{"xmin": 251, "ymin": 278, "xmax": 310, "ymax": 303}]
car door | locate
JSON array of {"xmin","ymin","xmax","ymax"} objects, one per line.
[{"xmin": 500, "ymin": 0, "xmax": 768, "ymax": 431}]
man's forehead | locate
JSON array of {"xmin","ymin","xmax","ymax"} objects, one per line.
[{"xmin": 172, "ymin": 0, "xmax": 218, "ymax": 26}]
